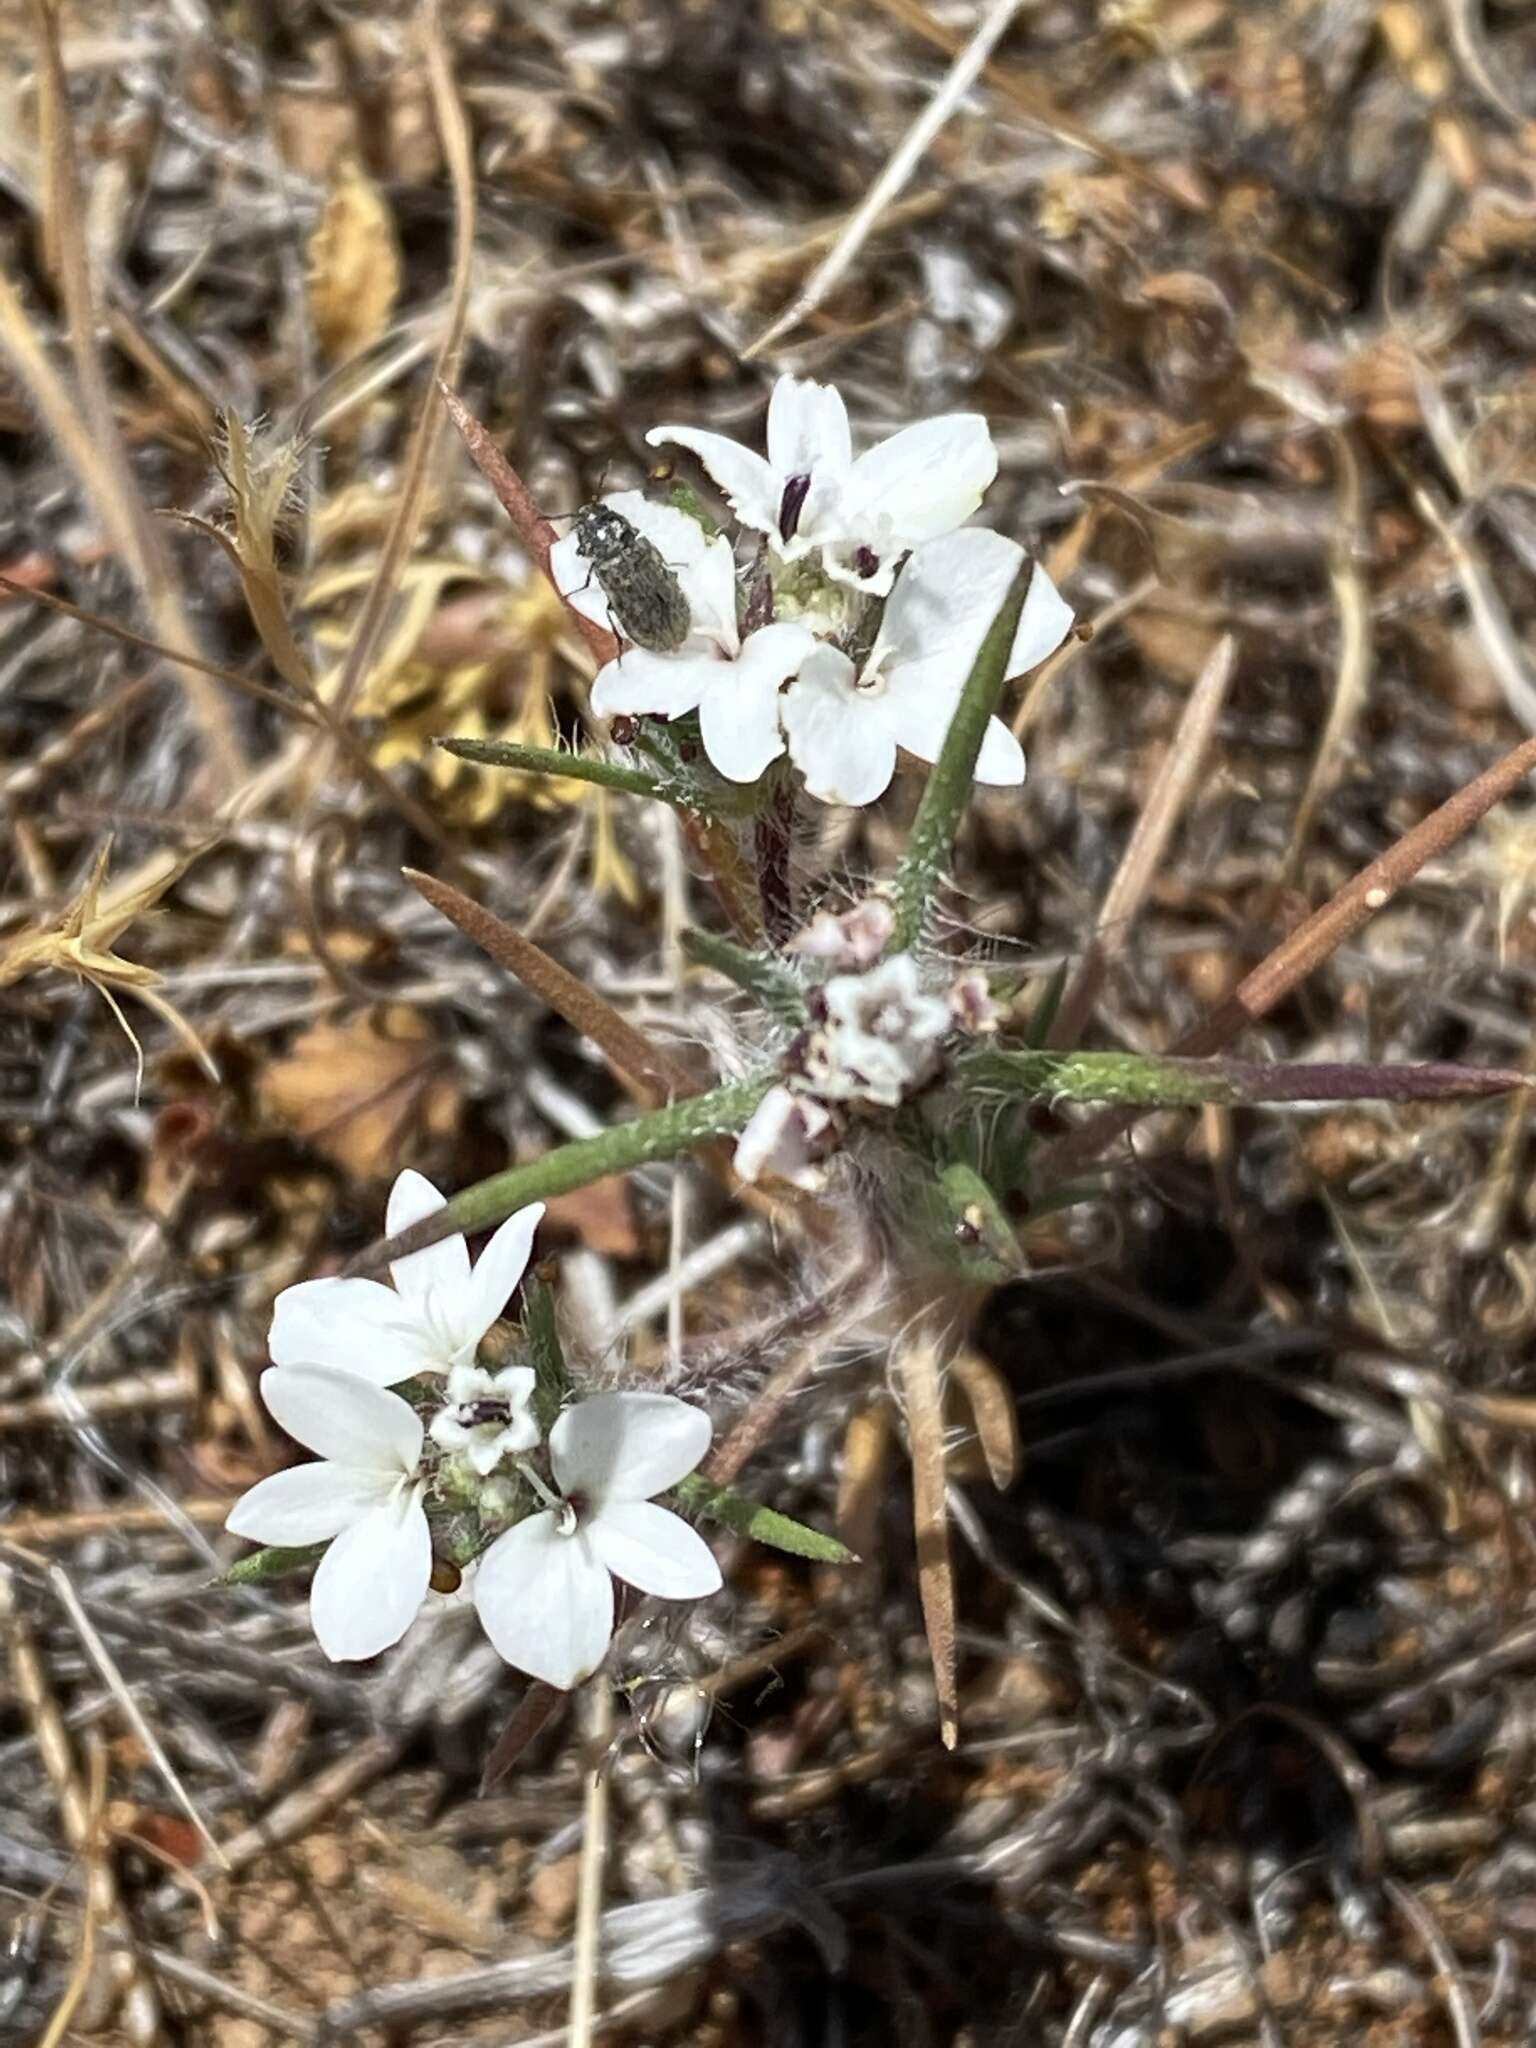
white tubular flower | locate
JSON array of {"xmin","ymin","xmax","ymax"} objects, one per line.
[
  {"xmin": 567, "ymin": 492, "xmax": 819, "ymax": 784},
  {"xmin": 647, "ymin": 374, "xmax": 998, "ymax": 595},
  {"xmin": 807, "ymin": 953, "xmax": 954, "ymax": 1107},
  {"xmin": 226, "ymin": 1366, "xmax": 430, "ymax": 1662},
  {"xmin": 269, "ymin": 1171, "xmax": 544, "ymax": 1388},
  {"xmin": 473, "ymin": 1393, "xmax": 721, "ymax": 1691},
  {"xmin": 430, "ymin": 1363, "xmax": 541, "ymax": 1476},
  {"xmin": 733, "ymin": 1084, "xmax": 840, "ymax": 1190},
  {"xmin": 777, "ymin": 529, "xmax": 1073, "ymax": 806}
]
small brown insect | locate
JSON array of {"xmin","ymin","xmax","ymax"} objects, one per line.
[{"xmin": 572, "ymin": 502, "xmax": 691, "ymax": 653}]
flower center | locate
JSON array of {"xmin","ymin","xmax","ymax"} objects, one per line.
[{"xmin": 778, "ymin": 472, "xmax": 813, "ymax": 543}]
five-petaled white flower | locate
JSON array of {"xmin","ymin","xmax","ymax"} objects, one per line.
[
  {"xmin": 648, "ymin": 374, "xmax": 998, "ymax": 596},
  {"xmin": 778, "ymin": 529, "xmax": 1073, "ymax": 806},
  {"xmin": 807, "ymin": 952, "xmax": 954, "ymax": 1107},
  {"xmin": 227, "ymin": 1366, "xmax": 431, "ymax": 1662},
  {"xmin": 269, "ymin": 1170, "xmax": 544, "ymax": 1388},
  {"xmin": 430, "ymin": 1362, "xmax": 541, "ymax": 1475},
  {"xmin": 553, "ymin": 489, "xmax": 820, "ymax": 788},
  {"xmin": 473, "ymin": 1392, "xmax": 721, "ymax": 1690}
]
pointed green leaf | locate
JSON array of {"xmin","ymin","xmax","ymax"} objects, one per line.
[
  {"xmin": 889, "ymin": 562, "xmax": 1033, "ymax": 951},
  {"xmin": 220, "ymin": 1541, "xmax": 325, "ymax": 1587},
  {"xmin": 673, "ymin": 1474, "xmax": 853, "ymax": 1563}
]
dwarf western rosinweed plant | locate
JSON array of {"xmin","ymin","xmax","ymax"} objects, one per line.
[{"xmin": 227, "ymin": 376, "xmax": 1528, "ymax": 1743}]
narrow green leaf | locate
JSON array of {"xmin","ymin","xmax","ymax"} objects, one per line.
[
  {"xmin": 220, "ymin": 1541, "xmax": 324, "ymax": 1586},
  {"xmin": 437, "ymin": 735, "xmax": 668, "ymax": 801},
  {"xmin": 959, "ymin": 1048, "xmax": 1529, "ymax": 1109},
  {"xmin": 889, "ymin": 563, "xmax": 1033, "ymax": 951},
  {"xmin": 521, "ymin": 1276, "xmax": 570, "ymax": 1430},
  {"xmin": 358, "ymin": 1072, "xmax": 776, "ymax": 1267},
  {"xmin": 673, "ymin": 1473, "xmax": 854, "ymax": 1563},
  {"xmin": 683, "ymin": 927, "xmax": 807, "ymax": 1025}
]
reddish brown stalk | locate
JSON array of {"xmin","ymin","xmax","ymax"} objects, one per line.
[
  {"xmin": 438, "ymin": 382, "xmax": 619, "ymax": 667},
  {"xmin": 404, "ymin": 868, "xmax": 703, "ymax": 1106},
  {"xmin": 1049, "ymin": 728, "xmax": 1536, "ymax": 1178}
]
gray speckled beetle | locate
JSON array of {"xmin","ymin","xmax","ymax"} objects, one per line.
[{"xmin": 573, "ymin": 502, "xmax": 692, "ymax": 653}]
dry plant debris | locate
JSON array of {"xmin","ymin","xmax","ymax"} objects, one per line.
[{"xmin": 5, "ymin": 2, "xmax": 1536, "ymax": 2044}]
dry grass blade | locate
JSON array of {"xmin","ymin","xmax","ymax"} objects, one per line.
[
  {"xmin": 324, "ymin": 0, "xmax": 475, "ymax": 732},
  {"xmin": 1049, "ymin": 723, "xmax": 1536, "ymax": 1177},
  {"xmin": 43, "ymin": 1562, "xmax": 225, "ymax": 1868},
  {"xmin": 1050, "ymin": 634, "xmax": 1235, "ymax": 1048},
  {"xmin": 26, "ymin": 0, "xmax": 245, "ymax": 789},
  {"xmin": 405, "ymin": 866, "xmax": 703, "ymax": 1105},
  {"xmin": 897, "ymin": 1320, "xmax": 960, "ymax": 1750},
  {"xmin": 1274, "ymin": 431, "xmax": 1373, "ymax": 891},
  {"xmin": 746, "ymin": 0, "xmax": 1028, "ymax": 357},
  {"xmin": 0, "ymin": 1564, "xmax": 165, "ymax": 2043},
  {"xmin": 950, "ymin": 1347, "xmax": 1019, "ymax": 1491}
]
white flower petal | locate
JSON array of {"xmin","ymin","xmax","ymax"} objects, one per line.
[
  {"xmin": 225, "ymin": 1461, "xmax": 396, "ymax": 1545},
  {"xmin": 780, "ymin": 647, "xmax": 898, "ymax": 806},
  {"xmin": 269, "ymin": 1277, "xmax": 440, "ymax": 1386},
  {"xmin": 386, "ymin": 1169, "xmax": 471, "ymax": 1305},
  {"xmin": 550, "ymin": 1391, "xmax": 712, "ymax": 1505},
  {"xmin": 308, "ymin": 1494, "xmax": 432, "ymax": 1661},
  {"xmin": 260, "ymin": 1365, "xmax": 422, "ymax": 1474},
  {"xmin": 766, "ymin": 374, "xmax": 853, "ymax": 479},
  {"xmin": 1008, "ymin": 561, "xmax": 1075, "ymax": 676},
  {"xmin": 839, "ymin": 414, "xmax": 997, "ymax": 546},
  {"xmin": 698, "ymin": 670, "xmax": 784, "ymax": 784},
  {"xmin": 588, "ymin": 1500, "xmax": 723, "ymax": 1598},
  {"xmin": 872, "ymin": 527, "xmax": 1024, "ymax": 675},
  {"xmin": 459, "ymin": 1204, "xmax": 544, "ymax": 1354},
  {"xmin": 645, "ymin": 424, "xmax": 782, "ymax": 536},
  {"xmin": 878, "ymin": 687, "xmax": 1026, "ymax": 786},
  {"xmin": 592, "ymin": 647, "xmax": 721, "ymax": 722},
  {"xmin": 473, "ymin": 1513, "xmax": 615, "ymax": 1689},
  {"xmin": 695, "ymin": 623, "xmax": 815, "ymax": 784}
]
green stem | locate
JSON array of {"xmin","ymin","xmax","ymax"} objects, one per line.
[
  {"xmin": 888, "ymin": 563, "xmax": 1032, "ymax": 952},
  {"xmin": 959, "ymin": 1048, "xmax": 1530, "ymax": 1109},
  {"xmin": 350, "ymin": 1073, "xmax": 775, "ymax": 1272}
]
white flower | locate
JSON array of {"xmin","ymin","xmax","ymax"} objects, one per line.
[
  {"xmin": 562, "ymin": 492, "xmax": 820, "ymax": 786},
  {"xmin": 430, "ymin": 1362, "xmax": 541, "ymax": 1476},
  {"xmin": 733, "ymin": 1084, "xmax": 840, "ymax": 1190},
  {"xmin": 226, "ymin": 1366, "xmax": 431, "ymax": 1662},
  {"xmin": 473, "ymin": 1392, "xmax": 721, "ymax": 1690},
  {"xmin": 778, "ymin": 529, "xmax": 1074, "ymax": 806},
  {"xmin": 648, "ymin": 374, "xmax": 998, "ymax": 596},
  {"xmin": 807, "ymin": 953, "xmax": 953, "ymax": 1107},
  {"xmin": 269, "ymin": 1171, "xmax": 544, "ymax": 1388}
]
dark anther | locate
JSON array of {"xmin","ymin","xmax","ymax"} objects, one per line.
[
  {"xmin": 853, "ymin": 545, "xmax": 880, "ymax": 580},
  {"xmin": 609, "ymin": 715, "xmax": 639, "ymax": 746},
  {"xmin": 779, "ymin": 472, "xmax": 813, "ymax": 543}
]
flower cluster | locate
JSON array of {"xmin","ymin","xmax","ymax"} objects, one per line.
[
  {"xmin": 549, "ymin": 375, "xmax": 1074, "ymax": 807},
  {"xmin": 228, "ymin": 1170, "xmax": 719, "ymax": 1686},
  {"xmin": 734, "ymin": 902, "xmax": 996, "ymax": 1190}
]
